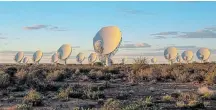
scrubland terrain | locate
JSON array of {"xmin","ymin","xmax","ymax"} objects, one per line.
[{"xmin": 0, "ymin": 59, "xmax": 216, "ymax": 110}]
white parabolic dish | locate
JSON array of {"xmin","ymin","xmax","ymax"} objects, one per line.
[
  {"xmin": 176, "ymin": 54, "xmax": 183, "ymax": 63},
  {"xmin": 196, "ymin": 48, "xmax": 211, "ymax": 61},
  {"xmin": 182, "ymin": 50, "xmax": 194, "ymax": 61},
  {"xmin": 88, "ymin": 53, "xmax": 97, "ymax": 63},
  {"xmin": 151, "ymin": 58, "xmax": 157, "ymax": 63},
  {"xmin": 57, "ymin": 44, "xmax": 72, "ymax": 60},
  {"xmin": 164, "ymin": 47, "xmax": 178, "ymax": 60},
  {"xmin": 33, "ymin": 50, "xmax": 43, "ymax": 62},
  {"xmin": 93, "ymin": 26, "xmax": 122, "ymax": 55},
  {"xmin": 51, "ymin": 52, "xmax": 59, "ymax": 63},
  {"xmin": 23, "ymin": 57, "xmax": 29, "ymax": 63},
  {"xmin": 76, "ymin": 52, "xmax": 85, "ymax": 63},
  {"xmin": 14, "ymin": 51, "xmax": 24, "ymax": 63}
]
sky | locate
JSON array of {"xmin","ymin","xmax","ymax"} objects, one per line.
[{"xmin": 0, "ymin": 1, "xmax": 216, "ymax": 64}]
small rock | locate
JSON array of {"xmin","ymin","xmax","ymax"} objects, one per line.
[
  {"xmin": 149, "ymin": 87, "xmax": 155, "ymax": 92},
  {"xmin": 149, "ymin": 80, "xmax": 157, "ymax": 85}
]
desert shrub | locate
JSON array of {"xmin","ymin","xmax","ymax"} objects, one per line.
[
  {"xmin": 162, "ymin": 95, "xmax": 172, "ymax": 102},
  {"xmin": 23, "ymin": 89, "xmax": 42, "ymax": 106},
  {"xmin": 132, "ymin": 56, "xmax": 148, "ymax": 71},
  {"xmin": 123, "ymin": 99, "xmax": 145, "ymax": 110},
  {"xmin": 205, "ymin": 72, "xmax": 216, "ymax": 85},
  {"xmin": 88, "ymin": 70, "xmax": 111, "ymax": 80},
  {"xmin": 103, "ymin": 67, "xmax": 120, "ymax": 74},
  {"xmin": 116, "ymin": 91, "xmax": 130, "ymax": 100},
  {"xmin": 187, "ymin": 100, "xmax": 204, "ymax": 108},
  {"xmin": 4, "ymin": 67, "xmax": 17, "ymax": 76},
  {"xmin": 176, "ymin": 101, "xmax": 186, "ymax": 108},
  {"xmin": 83, "ymin": 85, "xmax": 105, "ymax": 100},
  {"xmin": 15, "ymin": 69, "xmax": 27, "ymax": 84},
  {"xmin": 145, "ymin": 96, "xmax": 153, "ymax": 106},
  {"xmin": 0, "ymin": 71, "xmax": 10, "ymax": 88},
  {"xmin": 46, "ymin": 70, "xmax": 64, "ymax": 81},
  {"xmin": 178, "ymin": 92, "xmax": 199, "ymax": 102},
  {"xmin": 57, "ymin": 87, "xmax": 72, "ymax": 101},
  {"xmin": 94, "ymin": 62, "xmax": 104, "ymax": 66},
  {"xmin": 102, "ymin": 98, "xmax": 121, "ymax": 110},
  {"xmin": 189, "ymin": 73, "xmax": 204, "ymax": 82},
  {"xmin": 16, "ymin": 104, "xmax": 32, "ymax": 110},
  {"xmin": 198, "ymin": 86, "xmax": 216, "ymax": 100}
]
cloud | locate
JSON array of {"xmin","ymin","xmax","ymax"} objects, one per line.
[
  {"xmin": 120, "ymin": 43, "xmax": 151, "ymax": 48},
  {"xmin": 73, "ymin": 46, "xmax": 80, "ymax": 48},
  {"xmin": 0, "ymin": 37, "xmax": 7, "ymax": 39},
  {"xmin": 23, "ymin": 25, "xmax": 68, "ymax": 31},
  {"xmin": 124, "ymin": 41, "xmax": 132, "ymax": 43},
  {"xmin": 117, "ymin": 52, "xmax": 163, "ymax": 57},
  {"xmin": 119, "ymin": 8, "xmax": 155, "ymax": 15},
  {"xmin": 152, "ymin": 27, "xmax": 216, "ymax": 39},
  {"xmin": 0, "ymin": 50, "xmax": 57, "ymax": 56},
  {"xmin": 23, "ymin": 25, "xmax": 48, "ymax": 30},
  {"xmin": 155, "ymin": 45, "xmax": 199, "ymax": 51},
  {"xmin": 47, "ymin": 26, "xmax": 68, "ymax": 31},
  {"xmin": 151, "ymin": 32, "xmax": 179, "ymax": 36},
  {"xmin": 154, "ymin": 36, "xmax": 167, "ymax": 39},
  {"xmin": 177, "ymin": 29, "xmax": 216, "ymax": 38}
]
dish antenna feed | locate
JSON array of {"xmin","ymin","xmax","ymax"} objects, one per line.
[
  {"xmin": 76, "ymin": 52, "xmax": 85, "ymax": 64},
  {"xmin": 23, "ymin": 57, "xmax": 29, "ymax": 64},
  {"xmin": 14, "ymin": 51, "xmax": 24, "ymax": 64},
  {"xmin": 182, "ymin": 50, "xmax": 194, "ymax": 64},
  {"xmin": 121, "ymin": 57, "xmax": 127, "ymax": 65},
  {"xmin": 93, "ymin": 26, "xmax": 122, "ymax": 67},
  {"xmin": 176, "ymin": 53, "xmax": 183, "ymax": 64},
  {"xmin": 33, "ymin": 50, "xmax": 43, "ymax": 64},
  {"xmin": 57, "ymin": 44, "xmax": 72, "ymax": 65},
  {"xmin": 51, "ymin": 52, "xmax": 59, "ymax": 65},
  {"xmin": 196, "ymin": 48, "xmax": 211, "ymax": 63},
  {"xmin": 164, "ymin": 46, "xmax": 178, "ymax": 65},
  {"xmin": 88, "ymin": 53, "xmax": 97, "ymax": 65},
  {"xmin": 151, "ymin": 57, "xmax": 157, "ymax": 64}
]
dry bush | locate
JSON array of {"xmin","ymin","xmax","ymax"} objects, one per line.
[
  {"xmin": 102, "ymin": 98, "xmax": 121, "ymax": 110},
  {"xmin": 57, "ymin": 87, "xmax": 72, "ymax": 101},
  {"xmin": 83, "ymin": 85, "xmax": 106, "ymax": 100},
  {"xmin": 176, "ymin": 101, "xmax": 186, "ymax": 108},
  {"xmin": 162, "ymin": 95, "xmax": 173, "ymax": 102},
  {"xmin": 4, "ymin": 67, "xmax": 18, "ymax": 76},
  {"xmin": 16, "ymin": 104, "xmax": 32, "ymax": 110},
  {"xmin": 178, "ymin": 92, "xmax": 199, "ymax": 102},
  {"xmin": 15, "ymin": 69, "xmax": 28, "ymax": 84},
  {"xmin": 46, "ymin": 70, "xmax": 64, "ymax": 81},
  {"xmin": 205, "ymin": 72, "xmax": 216, "ymax": 85},
  {"xmin": 198, "ymin": 86, "xmax": 216, "ymax": 99},
  {"xmin": 0, "ymin": 71, "xmax": 10, "ymax": 88},
  {"xmin": 89, "ymin": 70, "xmax": 111, "ymax": 80},
  {"xmin": 23, "ymin": 89, "xmax": 42, "ymax": 106},
  {"xmin": 132, "ymin": 56, "xmax": 148, "ymax": 71}
]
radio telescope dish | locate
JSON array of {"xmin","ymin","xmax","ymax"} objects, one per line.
[
  {"xmin": 33, "ymin": 50, "xmax": 43, "ymax": 64},
  {"xmin": 93, "ymin": 26, "xmax": 122, "ymax": 66},
  {"xmin": 164, "ymin": 46, "xmax": 178, "ymax": 65},
  {"xmin": 151, "ymin": 57, "xmax": 157, "ymax": 64},
  {"xmin": 76, "ymin": 52, "xmax": 85, "ymax": 64},
  {"xmin": 14, "ymin": 51, "xmax": 24, "ymax": 63},
  {"xmin": 23, "ymin": 57, "xmax": 29, "ymax": 64},
  {"xmin": 121, "ymin": 57, "xmax": 127, "ymax": 65},
  {"xmin": 88, "ymin": 53, "xmax": 97, "ymax": 65},
  {"xmin": 57, "ymin": 44, "xmax": 72, "ymax": 65},
  {"xmin": 176, "ymin": 53, "xmax": 183, "ymax": 64},
  {"xmin": 196, "ymin": 48, "xmax": 211, "ymax": 63},
  {"xmin": 51, "ymin": 52, "xmax": 59, "ymax": 64},
  {"xmin": 182, "ymin": 50, "xmax": 194, "ymax": 63}
]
